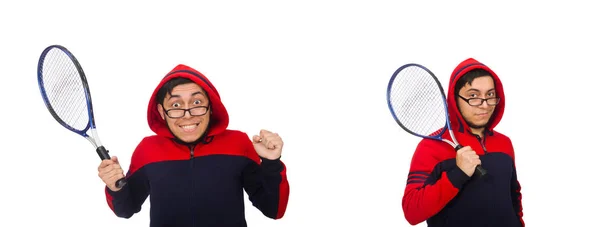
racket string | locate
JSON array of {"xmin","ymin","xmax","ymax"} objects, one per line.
[
  {"xmin": 389, "ymin": 66, "xmax": 447, "ymax": 137},
  {"xmin": 41, "ymin": 48, "xmax": 90, "ymax": 132}
]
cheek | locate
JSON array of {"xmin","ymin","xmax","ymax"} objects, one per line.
[
  {"xmin": 459, "ymin": 105, "xmax": 478, "ymax": 120},
  {"xmin": 457, "ymin": 103, "xmax": 470, "ymax": 114},
  {"xmin": 201, "ymin": 115, "xmax": 210, "ymax": 125},
  {"xmin": 166, "ymin": 118, "xmax": 178, "ymax": 127}
]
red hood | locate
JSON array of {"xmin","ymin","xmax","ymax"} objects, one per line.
[
  {"xmin": 447, "ymin": 58, "xmax": 505, "ymax": 134},
  {"xmin": 147, "ymin": 64, "xmax": 229, "ymax": 139}
]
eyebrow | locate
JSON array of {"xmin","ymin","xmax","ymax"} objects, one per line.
[
  {"xmin": 466, "ymin": 88, "xmax": 496, "ymax": 93},
  {"xmin": 192, "ymin": 91, "xmax": 205, "ymax": 97}
]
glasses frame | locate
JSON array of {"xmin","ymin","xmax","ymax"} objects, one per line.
[
  {"xmin": 162, "ymin": 106, "xmax": 210, "ymax": 119},
  {"xmin": 457, "ymin": 95, "xmax": 500, "ymax": 107}
]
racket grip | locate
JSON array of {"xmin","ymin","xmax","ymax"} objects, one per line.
[
  {"xmin": 96, "ymin": 146, "xmax": 111, "ymax": 160},
  {"xmin": 97, "ymin": 146, "xmax": 128, "ymax": 188},
  {"xmin": 116, "ymin": 178, "xmax": 127, "ymax": 189},
  {"xmin": 475, "ymin": 165, "xmax": 487, "ymax": 177},
  {"xmin": 454, "ymin": 145, "xmax": 488, "ymax": 177}
]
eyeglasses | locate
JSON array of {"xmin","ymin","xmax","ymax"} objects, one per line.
[
  {"xmin": 457, "ymin": 96, "xmax": 500, "ymax": 106},
  {"xmin": 163, "ymin": 106, "xmax": 209, "ymax": 118}
]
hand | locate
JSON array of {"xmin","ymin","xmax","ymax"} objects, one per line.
[
  {"xmin": 252, "ymin": 129, "xmax": 283, "ymax": 160},
  {"xmin": 456, "ymin": 146, "xmax": 482, "ymax": 177},
  {"xmin": 98, "ymin": 156, "xmax": 125, "ymax": 192}
]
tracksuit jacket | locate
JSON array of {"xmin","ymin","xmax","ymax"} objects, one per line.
[
  {"xmin": 104, "ymin": 64, "xmax": 289, "ymax": 227},
  {"xmin": 402, "ymin": 58, "xmax": 524, "ymax": 227}
]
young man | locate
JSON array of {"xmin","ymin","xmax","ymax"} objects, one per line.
[
  {"xmin": 97, "ymin": 64, "xmax": 289, "ymax": 227},
  {"xmin": 401, "ymin": 58, "xmax": 524, "ymax": 226}
]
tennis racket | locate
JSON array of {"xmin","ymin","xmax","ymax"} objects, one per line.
[
  {"xmin": 386, "ymin": 63, "xmax": 487, "ymax": 177},
  {"xmin": 37, "ymin": 45, "xmax": 127, "ymax": 189}
]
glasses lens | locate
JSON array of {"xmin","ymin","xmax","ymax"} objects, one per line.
[
  {"xmin": 190, "ymin": 107, "xmax": 207, "ymax": 116},
  {"xmin": 469, "ymin": 99, "xmax": 483, "ymax": 106},
  {"xmin": 487, "ymin": 98, "xmax": 498, "ymax": 105},
  {"xmin": 168, "ymin": 109, "xmax": 184, "ymax": 118}
]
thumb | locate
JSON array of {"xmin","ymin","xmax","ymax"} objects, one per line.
[
  {"xmin": 252, "ymin": 135, "xmax": 261, "ymax": 144},
  {"xmin": 111, "ymin": 156, "xmax": 119, "ymax": 163}
]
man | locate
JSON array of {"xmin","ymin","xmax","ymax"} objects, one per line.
[
  {"xmin": 97, "ymin": 64, "xmax": 289, "ymax": 227},
  {"xmin": 401, "ymin": 58, "xmax": 524, "ymax": 226}
]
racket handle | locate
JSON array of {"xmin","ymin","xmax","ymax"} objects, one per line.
[
  {"xmin": 454, "ymin": 145, "xmax": 488, "ymax": 177},
  {"xmin": 116, "ymin": 178, "xmax": 127, "ymax": 188},
  {"xmin": 475, "ymin": 165, "xmax": 487, "ymax": 177},
  {"xmin": 96, "ymin": 146, "xmax": 111, "ymax": 160},
  {"xmin": 96, "ymin": 146, "xmax": 128, "ymax": 189}
]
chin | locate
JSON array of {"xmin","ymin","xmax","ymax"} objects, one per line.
[
  {"xmin": 181, "ymin": 136, "xmax": 201, "ymax": 143},
  {"xmin": 466, "ymin": 120, "xmax": 488, "ymax": 129}
]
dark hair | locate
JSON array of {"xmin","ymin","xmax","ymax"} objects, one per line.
[
  {"xmin": 155, "ymin": 77, "xmax": 196, "ymax": 106},
  {"xmin": 454, "ymin": 68, "xmax": 494, "ymax": 96}
]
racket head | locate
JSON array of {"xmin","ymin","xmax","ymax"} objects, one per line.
[
  {"xmin": 386, "ymin": 63, "xmax": 452, "ymax": 142},
  {"xmin": 37, "ymin": 45, "xmax": 96, "ymax": 137}
]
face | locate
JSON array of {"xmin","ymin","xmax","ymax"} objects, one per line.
[
  {"xmin": 457, "ymin": 76, "xmax": 497, "ymax": 129},
  {"xmin": 157, "ymin": 83, "xmax": 211, "ymax": 143}
]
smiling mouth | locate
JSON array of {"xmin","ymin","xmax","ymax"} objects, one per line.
[{"xmin": 179, "ymin": 123, "xmax": 200, "ymax": 132}]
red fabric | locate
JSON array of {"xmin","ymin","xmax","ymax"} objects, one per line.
[{"xmin": 402, "ymin": 139, "xmax": 461, "ymax": 225}]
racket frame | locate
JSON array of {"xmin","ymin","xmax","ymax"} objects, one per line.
[{"xmin": 38, "ymin": 45, "xmax": 105, "ymax": 148}]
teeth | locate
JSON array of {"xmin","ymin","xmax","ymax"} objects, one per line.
[{"xmin": 180, "ymin": 124, "xmax": 198, "ymax": 132}]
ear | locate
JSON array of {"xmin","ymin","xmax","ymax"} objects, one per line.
[{"xmin": 157, "ymin": 104, "xmax": 165, "ymax": 120}]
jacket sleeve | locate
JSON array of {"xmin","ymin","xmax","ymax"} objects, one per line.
[
  {"xmin": 104, "ymin": 140, "xmax": 150, "ymax": 218},
  {"xmin": 402, "ymin": 141, "xmax": 470, "ymax": 225},
  {"xmin": 241, "ymin": 134, "xmax": 290, "ymax": 220},
  {"xmin": 511, "ymin": 159, "xmax": 524, "ymax": 226}
]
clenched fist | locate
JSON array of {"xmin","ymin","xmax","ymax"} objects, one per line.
[
  {"xmin": 456, "ymin": 146, "xmax": 481, "ymax": 177},
  {"xmin": 252, "ymin": 129, "xmax": 283, "ymax": 160},
  {"xmin": 98, "ymin": 156, "xmax": 125, "ymax": 192}
]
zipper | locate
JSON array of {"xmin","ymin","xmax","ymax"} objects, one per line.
[
  {"xmin": 189, "ymin": 144, "xmax": 196, "ymax": 226},
  {"xmin": 190, "ymin": 145, "xmax": 195, "ymax": 160},
  {"xmin": 475, "ymin": 134, "xmax": 488, "ymax": 154}
]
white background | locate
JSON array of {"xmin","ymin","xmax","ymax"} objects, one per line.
[{"xmin": 1, "ymin": 1, "xmax": 598, "ymax": 226}]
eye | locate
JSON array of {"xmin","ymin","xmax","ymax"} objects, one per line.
[
  {"xmin": 171, "ymin": 102, "xmax": 181, "ymax": 108},
  {"xmin": 193, "ymin": 100, "xmax": 202, "ymax": 105},
  {"xmin": 468, "ymin": 93, "xmax": 478, "ymax": 98},
  {"xmin": 487, "ymin": 92, "xmax": 496, "ymax": 97}
]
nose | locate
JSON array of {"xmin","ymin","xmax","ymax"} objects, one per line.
[
  {"xmin": 481, "ymin": 100, "xmax": 490, "ymax": 108},
  {"xmin": 182, "ymin": 109, "xmax": 193, "ymax": 118}
]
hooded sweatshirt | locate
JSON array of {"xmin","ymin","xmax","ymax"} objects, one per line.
[
  {"xmin": 401, "ymin": 58, "xmax": 524, "ymax": 227},
  {"xmin": 104, "ymin": 64, "xmax": 289, "ymax": 227}
]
